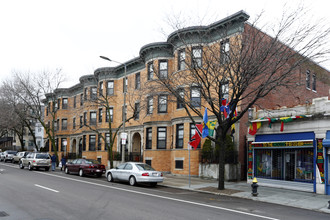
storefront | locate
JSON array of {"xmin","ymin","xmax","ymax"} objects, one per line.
[
  {"xmin": 248, "ymin": 132, "xmax": 315, "ymax": 192},
  {"xmin": 323, "ymin": 131, "xmax": 330, "ymax": 195}
]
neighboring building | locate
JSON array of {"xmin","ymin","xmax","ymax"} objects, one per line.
[
  {"xmin": 42, "ymin": 10, "xmax": 330, "ymax": 185},
  {"xmin": 247, "ymin": 96, "xmax": 330, "ymax": 194}
]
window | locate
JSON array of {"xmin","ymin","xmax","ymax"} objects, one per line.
[
  {"xmin": 220, "ymin": 39, "xmax": 230, "ymax": 64},
  {"xmin": 190, "ymin": 123, "xmax": 201, "ymax": 148},
  {"xmin": 83, "ymin": 135, "xmax": 86, "ymax": 151},
  {"xmin": 105, "ymin": 133, "xmax": 110, "ymax": 150},
  {"xmin": 99, "ymin": 81, "xmax": 103, "ymax": 96},
  {"xmin": 192, "ymin": 47, "xmax": 202, "ymax": 68},
  {"xmin": 89, "ymin": 135, "xmax": 96, "ymax": 151},
  {"xmin": 80, "ymin": 116, "xmax": 83, "ymax": 128},
  {"xmin": 159, "ymin": 60, "xmax": 168, "ymax": 79},
  {"xmin": 157, "ymin": 127, "xmax": 167, "ymax": 149},
  {"xmin": 148, "ymin": 62, "xmax": 154, "ymax": 80},
  {"xmin": 73, "ymin": 118, "xmax": 76, "ymax": 129},
  {"xmin": 98, "ymin": 108, "xmax": 103, "ymax": 123},
  {"xmin": 90, "ymin": 112, "xmax": 97, "ymax": 125},
  {"xmin": 147, "ymin": 96, "xmax": 153, "ymax": 114},
  {"xmin": 145, "ymin": 160, "xmax": 152, "ymax": 166},
  {"xmin": 61, "ymin": 138, "xmax": 67, "ymax": 151},
  {"xmin": 123, "ymin": 77, "xmax": 127, "ymax": 93},
  {"xmin": 107, "ymin": 81, "xmax": 114, "ymax": 95},
  {"xmin": 62, "ymin": 98, "xmax": 68, "ymax": 109},
  {"xmin": 306, "ymin": 70, "xmax": 310, "ymax": 89},
  {"xmin": 61, "ymin": 119, "xmax": 67, "ymax": 130},
  {"xmin": 84, "ymin": 112, "xmax": 87, "ymax": 125},
  {"xmin": 146, "ymin": 127, "xmax": 152, "ymax": 149},
  {"xmin": 177, "ymin": 88, "xmax": 185, "ymax": 109},
  {"xmin": 106, "ymin": 107, "xmax": 113, "ymax": 122},
  {"xmin": 98, "ymin": 135, "xmax": 102, "ymax": 150},
  {"xmin": 80, "ymin": 94, "xmax": 83, "ymax": 106},
  {"xmin": 84, "ymin": 88, "xmax": 88, "ymax": 100},
  {"xmin": 91, "ymin": 87, "xmax": 97, "ymax": 100},
  {"xmin": 158, "ymin": 95, "xmax": 167, "ymax": 113},
  {"xmin": 57, "ymin": 99, "xmax": 61, "ymax": 110},
  {"xmin": 47, "ymin": 103, "xmax": 50, "ymax": 116},
  {"xmin": 312, "ymin": 73, "xmax": 316, "ymax": 91},
  {"xmin": 56, "ymin": 119, "xmax": 59, "ymax": 131},
  {"xmin": 175, "ymin": 160, "xmax": 184, "ymax": 169},
  {"xmin": 135, "ymin": 72, "xmax": 140, "ymax": 89},
  {"xmin": 191, "ymin": 86, "xmax": 201, "ymax": 107},
  {"xmin": 73, "ymin": 96, "xmax": 76, "ymax": 108},
  {"xmin": 221, "ymin": 81, "xmax": 229, "ymax": 100},
  {"xmin": 176, "ymin": 124, "xmax": 184, "ymax": 149},
  {"xmin": 134, "ymin": 102, "xmax": 140, "ymax": 120},
  {"xmin": 178, "ymin": 50, "xmax": 186, "ymax": 70}
]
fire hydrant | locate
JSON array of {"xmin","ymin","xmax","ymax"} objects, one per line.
[{"xmin": 251, "ymin": 177, "xmax": 259, "ymax": 197}]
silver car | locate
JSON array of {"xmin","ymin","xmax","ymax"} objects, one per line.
[
  {"xmin": 19, "ymin": 152, "xmax": 51, "ymax": 171},
  {"xmin": 3, "ymin": 150, "xmax": 17, "ymax": 163},
  {"xmin": 13, "ymin": 151, "xmax": 29, "ymax": 164},
  {"xmin": 0, "ymin": 152, "xmax": 4, "ymax": 161},
  {"xmin": 106, "ymin": 162, "xmax": 163, "ymax": 186}
]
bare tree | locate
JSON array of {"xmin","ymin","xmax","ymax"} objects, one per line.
[
  {"xmin": 148, "ymin": 9, "xmax": 330, "ymax": 189},
  {"xmin": 10, "ymin": 70, "xmax": 65, "ymax": 162}
]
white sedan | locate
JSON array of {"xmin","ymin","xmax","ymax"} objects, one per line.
[{"xmin": 106, "ymin": 162, "xmax": 163, "ymax": 186}]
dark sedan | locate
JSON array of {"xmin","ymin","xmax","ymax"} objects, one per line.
[{"xmin": 64, "ymin": 158, "xmax": 106, "ymax": 177}]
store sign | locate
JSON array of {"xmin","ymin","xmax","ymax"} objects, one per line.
[{"xmin": 252, "ymin": 140, "xmax": 313, "ymax": 148}]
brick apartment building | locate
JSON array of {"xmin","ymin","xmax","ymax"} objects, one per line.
[{"xmin": 43, "ymin": 11, "xmax": 330, "ymax": 182}]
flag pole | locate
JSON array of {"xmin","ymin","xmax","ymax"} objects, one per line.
[{"xmin": 188, "ymin": 143, "xmax": 191, "ymax": 188}]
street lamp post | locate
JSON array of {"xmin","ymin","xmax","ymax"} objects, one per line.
[{"xmin": 100, "ymin": 56, "xmax": 127, "ymax": 163}]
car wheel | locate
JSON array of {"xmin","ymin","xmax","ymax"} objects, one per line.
[
  {"xmin": 107, "ymin": 173, "xmax": 113, "ymax": 182},
  {"xmin": 19, "ymin": 162, "xmax": 24, "ymax": 169},
  {"xmin": 45, "ymin": 167, "xmax": 50, "ymax": 171},
  {"xmin": 65, "ymin": 167, "xmax": 70, "ymax": 174},
  {"xmin": 129, "ymin": 176, "xmax": 136, "ymax": 186},
  {"xmin": 28, "ymin": 163, "xmax": 33, "ymax": 171},
  {"xmin": 79, "ymin": 169, "xmax": 84, "ymax": 177}
]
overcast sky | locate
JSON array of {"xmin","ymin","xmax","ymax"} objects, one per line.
[{"xmin": 1, "ymin": 0, "xmax": 329, "ymax": 88}]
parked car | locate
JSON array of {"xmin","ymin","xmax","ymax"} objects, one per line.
[
  {"xmin": 19, "ymin": 152, "xmax": 51, "ymax": 171},
  {"xmin": 64, "ymin": 158, "xmax": 106, "ymax": 177},
  {"xmin": 106, "ymin": 162, "xmax": 163, "ymax": 186},
  {"xmin": 3, "ymin": 150, "xmax": 18, "ymax": 163},
  {"xmin": 13, "ymin": 151, "xmax": 30, "ymax": 164},
  {"xmin": 0, "ymin": 152, "xmax": 4, "ymax": 162}
]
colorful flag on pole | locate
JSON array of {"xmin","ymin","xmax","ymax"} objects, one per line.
[
  {"xmin": 207, "ymin": 120, "xmax": 217, "ymax": 136},
  {"xmin": 189, "ymin": 124, "xmax": 202, "ymax": 150},
  {"xmin": 202, "ymin": 108, "xmax": 209, "ymax": 138}
]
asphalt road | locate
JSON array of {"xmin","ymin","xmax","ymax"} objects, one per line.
[{"xmin": 0, "ymin": 162, "xmax": 329, "ymax": 220}]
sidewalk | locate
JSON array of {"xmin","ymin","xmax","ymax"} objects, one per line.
[{"xmin": 159, "ymin": 174, "xmax": 330, "ymax": 214}]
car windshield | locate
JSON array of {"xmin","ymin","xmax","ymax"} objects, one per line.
[
  {"xmin": 36, "ymin": 154, "xmax": 50, "ymax": 159},
  {"xmin": 85, "ymin": 159, "xmax": 100, "ymax": 164},
  {"xmin": 8, "ymin": 151, "xmax": 17, "ymax": 154},
  {"xmin": 136, "ymin": 163, "xmax": 155, "ymax": 171}
]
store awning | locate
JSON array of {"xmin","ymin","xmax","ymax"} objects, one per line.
[{"xmin": 323, "ymin": 139, "xmax": 330, "ymax": 147}]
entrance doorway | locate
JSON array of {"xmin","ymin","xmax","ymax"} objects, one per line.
[
  {"xmin": 131, "ymin": 133, "xmax": 142, "ymax": 162},
  {"xmin": 284, "ymin": 152, "xmax": 295, "ymax": 181}
]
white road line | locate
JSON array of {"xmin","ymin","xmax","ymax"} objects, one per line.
[
  {"xmin": 34, "ymin": 184, "xmax": 59, "ymax": 193},
  {"xmin": 38, "ymin": 172, "xmax": 279, "ymax": 220}
]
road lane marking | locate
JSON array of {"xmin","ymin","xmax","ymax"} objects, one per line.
[
  {"xmin": 38, "ymin": 172, "xmax": 279, "ymax": 220},
  {"xmin": 34, "ymin": 184, "xmax": 59, "ymax": 193}
]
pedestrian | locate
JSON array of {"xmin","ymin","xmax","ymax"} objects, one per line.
[
  {"xmin": 51, "ymin": 154, "xmax": 56, "ymax": 171},
  {"xmin": 60, "ymin": 155, "xmax": 66, "ymax": 171}
]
